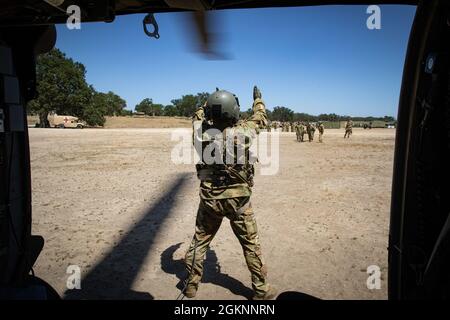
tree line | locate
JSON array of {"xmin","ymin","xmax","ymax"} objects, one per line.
[
  {"xmin": 134, "ymin": 102, "xmax": 395, "ymax": 123},
  {"xmin": 28, "ymin": 49, "xmax": 212, "ymax": 126},
  {"xmin": 253, "ymin": 106, "xmax": 395, "ymax": 123},
  {"xmin": 134, "ymin": 92, "xmax": 209, "ymax": 118},
  {"xmin": 28, "ymin": 48, "xmax": 129, "ymax": 127},
  {"xmin": 28, "ymin": 49, "xmax": 395, "ymax": 126}
]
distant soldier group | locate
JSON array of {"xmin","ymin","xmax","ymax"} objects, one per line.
[
  {"xmin": 362, "ymin": 121, "xmax": 372, "ymax": 130},
  {"xmin": 266, "ymin": 119, "xmax": 359, "ymax": 141},
  {"xmin": 266, "ymin": 120, "xmax": 326, "ymax": 143},
  {"xmin": 297, "ymin": 121, "xmax": 323, "ymax": 143},
  {"xmin": 267, "ymin": 121, "xmax": 294, "ymax": 132}
]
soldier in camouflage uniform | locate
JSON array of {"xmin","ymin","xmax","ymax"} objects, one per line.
[
  {"xmin": 317, "ymin": 121, "xmax": 324, "ymax": 143},
  {"xmin": 273, "ymin": 121, "xmax": 278, "ymax": 131},
  {"xmin": 184, "ymin": 86, "xmax": 277, "ymax": 300},
  {"xmin": 344, "ymin": 118, "xmax": 353, "ymax": 138},
  {"xmin": 306, "ymin": 122, "xmax": 314, "ymax": 142},
  {"xmin": 297, "ymin": 122, "xmax": 305, "ymax": 142},
  {"xmin": 295, "ymin": 122, "xmax": 303, "ymax": 142},
  {"xmin": 302, "ymin": 123, "xmax": 307, "ymax": 141},
  {"xmin": 295, "ymin": 122, "xmax": 300, "ymax": 141}
]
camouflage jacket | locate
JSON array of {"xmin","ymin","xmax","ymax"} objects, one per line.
[
  {"xmin": 318, "ymin": 124, "xmax": 324, "ymax": 133},
  {"xmin": 192, "ymin": 98, "xmax": 267, "ymax": 200}
]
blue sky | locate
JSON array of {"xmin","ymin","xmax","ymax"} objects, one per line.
[{"xmin": 56, "ymin": 5, "xmax": 416, "ymax": 117}]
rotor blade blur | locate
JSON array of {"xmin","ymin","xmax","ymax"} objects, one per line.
[
  {"xmin": 185, "ymin": 11, "xmax": 231, "ymax": 60},
  {"xmin": 194, "ymin": 11, "xmax": 208, "ymax": 54}
]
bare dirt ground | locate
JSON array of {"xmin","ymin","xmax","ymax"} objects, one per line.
[
  {"xmin": 27, "ymin": 115, "xmax": 192, "ymax": 128},
  {"xmin": 29, "ymin": 127, "xmax": 395, "ymax": 300},
  {"xmin": 103, "ymin": 116, "xmax": 192, "ymax": 128}
]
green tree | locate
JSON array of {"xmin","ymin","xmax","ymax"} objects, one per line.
[
  {"xmin": 152, "ymin": 104, "xmax": 164, "ymax": 116},
  {"xmin": 240, "ymin": 108, "xmax": 253, "ymax": 119},
  {"xmin": 317, "ymin": 113, "xmax": 338, "ymax": 122},
  {"xmin": 271, "ymin": 106, "xmax": 294, "ymax": 122},
  {"xmin": 135, "ymin": 98, "xmax": 164, "ymax": 116},
  {"xmin": 121, "ymin": 109, "xmax": 133, "ymax": 116},
  {"xmin": 171, "ymin": 92, "xmax": 209, "ymax": 117},
  {"xmin": 101, "ymin": 91, "xmax": 127, "ymax": 116},
  {"xmin": 171, "ymin": 95, "xmax": 198, "ymax": 117},
  {"xmin": 293, "ymin": 112, "xmax": 317, "ymax": 122},
  {"xmin": 28, "ymin": 48, "xmax": 93, "ymax": 127},
  {"xmin": 84, "ymin": 88, "xmax": 108, "ymax": 126},
  {"xmin": 83, "ymin": 103, "xmax": 106, "ymax": 126},
  {"xmin": 163, "ymin": 104, "xmax": 178, "ymax": 116},
  {"xmin": 135, "ymin": 98, "xmax": 152, "ymax": 115},
  {"xmin": 84, "ymin": 88, "xmax": 127, "ymax": 125},
  {"xmin": 196, "ymin": 92, "xmax": 209, "ymax": 106}
]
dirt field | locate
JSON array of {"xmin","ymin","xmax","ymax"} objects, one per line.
[
  {"xmin": 103, "ymin": 116, "xmax": 192, "ymax": 128},
  {"xmin": 29, "ymin": 127, "xmax": 395, "ymax": 300},
  {"xmin": 27, "ymin": 115, "xmax": 192, "ymax": 128}
]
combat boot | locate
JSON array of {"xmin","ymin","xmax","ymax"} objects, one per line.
[
  {"xmin": 184, "ymin": 284, "xmax": 198, "ymax": 298},
  {"xmin": 253, "ymin": 285, "xmax": 278, "ymax": 300}
]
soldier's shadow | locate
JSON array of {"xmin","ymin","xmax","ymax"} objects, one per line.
[{"xmin": 161, "ymin": 243, "xmax": 254, "ymax": 300}]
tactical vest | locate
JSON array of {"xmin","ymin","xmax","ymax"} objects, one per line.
[{"xmin": 194, "ymin": 122, "xmax": 255, "ymax": 188}]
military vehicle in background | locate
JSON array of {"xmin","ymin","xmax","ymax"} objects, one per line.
[
  {"xmin": 47, "ymin": 112, "xmax": 85, "ymax": 129},
  {"xmin": 385, "ymin": 122, "xmax": 396, "ymax": 129}
]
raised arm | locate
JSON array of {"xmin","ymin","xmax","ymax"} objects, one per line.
[
  {"xmin": 245, "ymin": 86, "xmax": 268, "ymax": 130},
  {"xmin": 192, "ymin": 103, "xmax": 206, "ymax": 122},
  {"xmin": 192, "ymin": 103, "xmax": 206, "ymax": 147}
]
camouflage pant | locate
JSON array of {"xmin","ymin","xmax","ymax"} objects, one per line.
[
  {"xmin": 185, "ymin": 197, "xmax": 268, "ymax": 296},
  {"xmin": 344, "ymin": 128, "xmax": 352, "ymax": 138},
  {"xmin": 319, "ymin": 132, "xmax": 323, "ymax": 142}
]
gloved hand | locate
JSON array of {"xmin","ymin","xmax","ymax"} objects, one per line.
[
  {"xmin": 193, "ymin": 104, "xmax": 205, "ymax": 121},
  {"xmin": 252, "ymin": 86, "xmax": 265, "ymax": 114},
  {"xmin": 253, "ymin": 85, "xmax": 262, "ymax": 100}
]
